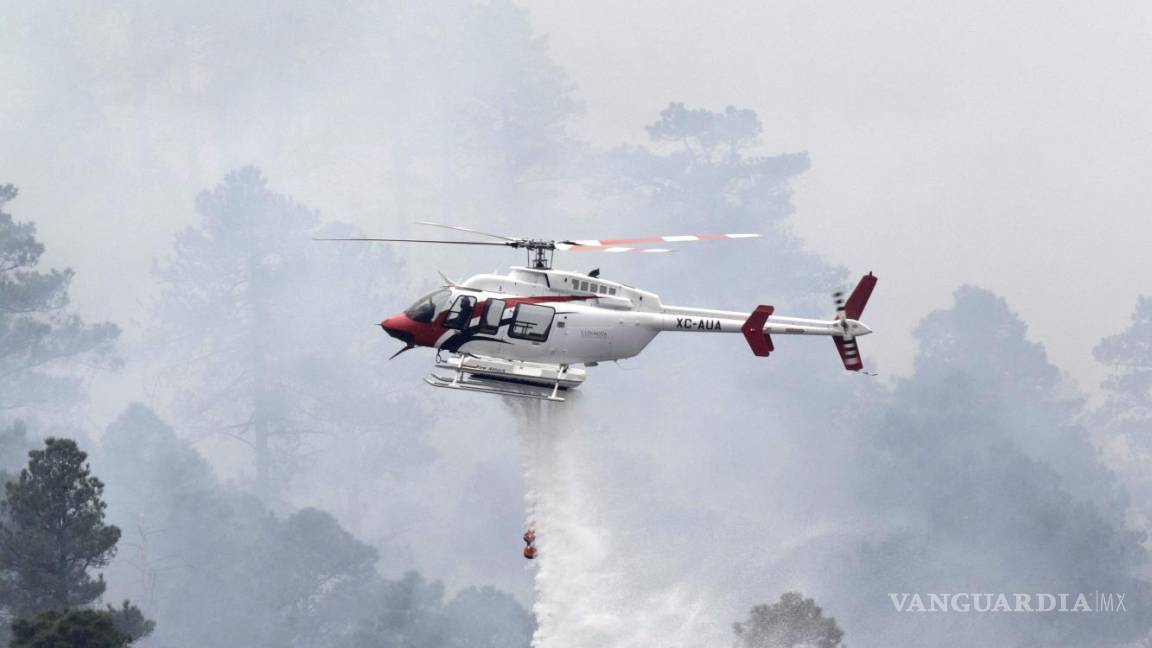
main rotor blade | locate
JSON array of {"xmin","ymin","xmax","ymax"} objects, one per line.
[
  {"xmin": 566, "ymin": 233, "xmax": 760, "ymax": 247},
  {"xmin": 313, "ymin": 237, "xmax": 510, "ymax": 246},
  {"xmin": 556, "ymin": 244, "xmax": 673, "ymax": 253},
  {"xmin": 415, "ymin": 221, "xmax": 520, "ymax": 242}
]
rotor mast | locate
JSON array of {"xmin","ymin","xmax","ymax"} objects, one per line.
[{"xmin": 510, "ymin": 239, "xmax": 558, "ymax": 269}]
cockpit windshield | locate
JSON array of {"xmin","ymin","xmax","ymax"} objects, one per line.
[{"xmin": 404, "ymin": 289, "xmax": 452, "ymax": 324}]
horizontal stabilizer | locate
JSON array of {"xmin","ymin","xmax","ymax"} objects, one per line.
[{"xmin": 742, "ymin": 305, "xmax": 775, "ymax": 357}]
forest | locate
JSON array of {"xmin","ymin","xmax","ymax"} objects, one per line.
[{"xmin": 3, "ymin": 2, "xmax": 1152, "ymax": 647}]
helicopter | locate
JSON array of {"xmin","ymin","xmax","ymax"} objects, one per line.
[{"xmin": 318, "ymin": 223, "xmax": 877, "ymax": 402}]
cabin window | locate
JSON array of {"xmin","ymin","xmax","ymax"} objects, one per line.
[
  {"xmin": 443, "ymin": 295, "xmax": 476, "ymax": 330},
  {"xmin": 609, "ymin": 288, "xmax": 617, "ymax": 295},
  {"xmin": 508, "ymin": 303, "xmax": 555, "ymax": 342},
  {"xmin": 404, "ymin": 289, "xmax": 452, "ymax": 324},
  {"xmin": 477, "ymin": 299, "xmax": 505, "ymax": 334},
  {"xmin": 579, "ymin": 280, "xmax": 589, "ymax": 291},
  {"xmin": 598, "ymin": 285, "xmax": 608, "ymax": 294}
]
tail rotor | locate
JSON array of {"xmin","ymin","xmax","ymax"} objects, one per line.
[
  {"xmin": 833, "ymin": 290, "xmax": 850, "ymax": 338},
  {"xmin": 831, "ymin": 273, "xmax": 877, "ymax": 372}
]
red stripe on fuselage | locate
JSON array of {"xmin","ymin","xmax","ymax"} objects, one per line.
[{"xmin": 384, "ymin": 294, "xmax": 595, "ymax": 350}]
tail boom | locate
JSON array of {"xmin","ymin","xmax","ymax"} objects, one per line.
[{"xmin": 656, "ymin": 271, "xmax": 877, "ymax": 370}]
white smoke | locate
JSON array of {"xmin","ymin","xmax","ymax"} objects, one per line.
[{"xmin": 510, "ymin": 395, "xmax": 729, "ymax": 648}]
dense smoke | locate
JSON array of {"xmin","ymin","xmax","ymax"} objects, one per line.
[{"xmin": 2, "ymin": 2, "xmax": 1151, "ymax": 647}]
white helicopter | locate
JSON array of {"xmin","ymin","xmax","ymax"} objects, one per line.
[{"xmin": 319, "ymin": 223, "xmax": 877, "ymax": 402}]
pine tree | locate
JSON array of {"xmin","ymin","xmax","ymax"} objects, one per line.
[
  {"xmin": 152, "ymin": 167, "xmax": 320, "ymax": 499},
  {"xmin": 151, "ymin": 167, "xmax": 419, "ymax": 502},
  {"xmin": 0, "ymin": 438, "xmax": 121, "ymax": 615},
  {"xmin": 0, "ymin": 183, "xmax": 120, "ymax": 415},
  {"xmin": 10, "ymin": 608, "xmax": 131, "ymax": 648},
  {"xmin": 734, "ymin": 592, "xmax": 844, "ymax": 648}
]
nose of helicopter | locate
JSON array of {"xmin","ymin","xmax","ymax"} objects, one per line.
[{"xmin": 380, "ymin": 314, "xmax": 416, "ymax": 345}]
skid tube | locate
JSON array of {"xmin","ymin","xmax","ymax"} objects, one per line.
[{"xmin": 425, "ymin": 362, "xmax": 569, "ymax": 401}]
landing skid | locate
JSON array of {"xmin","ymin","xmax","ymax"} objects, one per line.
[
  {"xmin": 435, "ymin": 355, "xmax": 586, "ymax": 389},
  {"xmin": 425, "ymin": 373, "xmax": 567, "ymax": 402},
  {"xmin": 426, "ymin": 354, "xmax": 586, "ymax": 402}
]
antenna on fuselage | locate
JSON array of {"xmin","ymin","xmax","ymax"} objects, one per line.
[{"xmin": 437, "ymin": 270, "xmax": 459, "ymax": 287}]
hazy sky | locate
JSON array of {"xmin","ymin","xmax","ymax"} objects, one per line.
[
  {"xmin": 521, "ymin": 0, "xmax": 1152, "ymax": 394},
  {"xmin": 5, "ymin": 4, "xmax": 1151, "ymax": 645},
  {"xmin": 10, "ymin": 0, "xmax": 1150, "ymax": 401}
]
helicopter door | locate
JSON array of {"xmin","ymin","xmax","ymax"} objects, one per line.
[
  {"xmin": 508, "ymin": 303, "xmax": 555, "ymax": 342},
  {"xmin": 443, "ymin": 295, "xmax": 476, "ymax": 330},
  {"xmin": 477, "ymin": 299, "xmax": 505, "ymax": 334}
]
